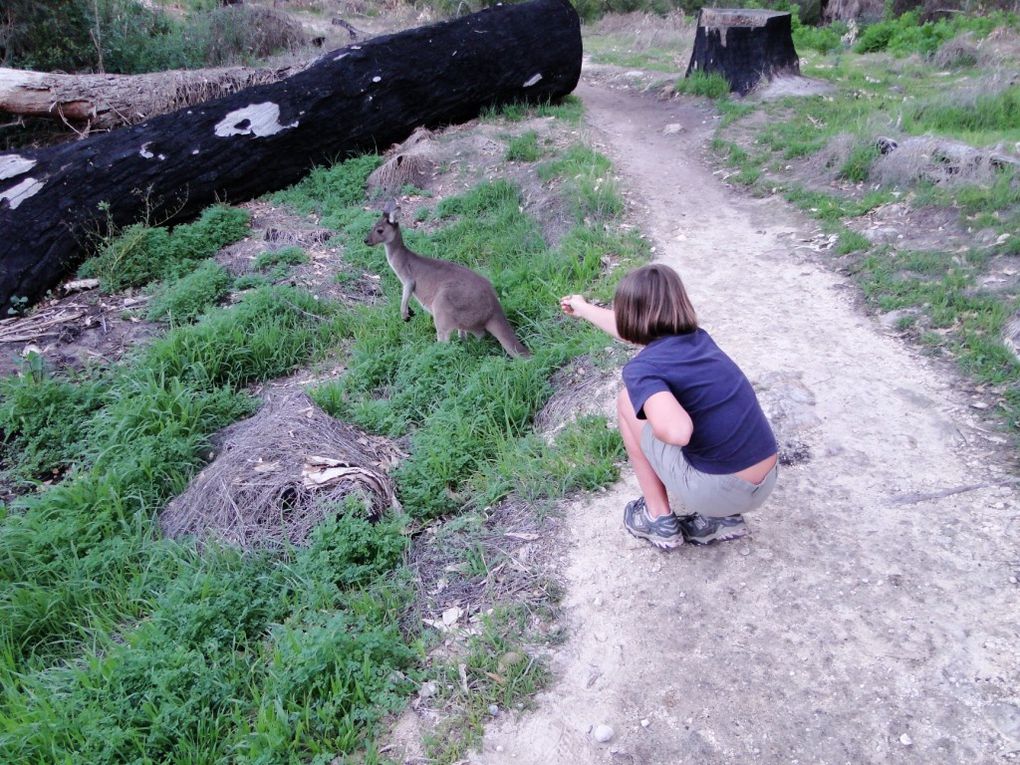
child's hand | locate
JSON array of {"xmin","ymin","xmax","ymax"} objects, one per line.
[{"xmin": 560, "ymin": 294, "xmax": 587, "ymax": 316}]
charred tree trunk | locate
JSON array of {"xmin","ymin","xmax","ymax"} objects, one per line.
[
  {"xmin": 0, "ymin": 0, "xmax": 581, "ymax": 313},
  {"xmin": 0, "ymin": 65, "xmax": 305, "ymax": 134},
  {"xmin": 686, "ymin": 9, "xmax": 800, "ymax": 96}
]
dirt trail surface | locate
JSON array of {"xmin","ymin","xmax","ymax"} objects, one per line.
[{"xmin": 468, "ymin": 77, "xmax": 1020, "ymax": 763}]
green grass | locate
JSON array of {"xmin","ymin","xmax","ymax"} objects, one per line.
[
  {"xmin": 675, "ymin": 71, "xmax": 730, "ymax": 99},
  {"xmin": 1, "ymin": 141, "xmax": 645, "ymax": 762},
  {"xmin": 505, "ymin": 131, "xmax": 542, "ymax": 162},
  {"xmin": 311, "ymin": 178, "xmax": 642, "ymax": 520},
  {"xmin": 854, "ymin": 249, "xmax": 1020, "ymax": 386},
  {"xmin": 583, "ymin": 41, "xmax": 681, "ymax": 73},
  {"xmin": 481, "ymin": 95, "xmax": 584, "ymax": 125},
  {"xmin": 146, "ymin": 260, "xmax": 232, "ymax": 323},
  {"xmin": 901, "ymin": 86, "xmax": 1020, "ymax": 146},
  {"xmin": 539, "ymin": 144, "xmax": 624, "ymax": 223}
]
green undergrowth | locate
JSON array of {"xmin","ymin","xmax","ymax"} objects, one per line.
[
  {"xmin": 674, "ymin": 71, "xmax": 731, "ymax": 99},
  {"xmin": 0, "ymin": 279, "xmax": 427, "ymax": 762},
  {"xmin": 79, "ymin": 205, "xmax": 250, "ymax": 293},
  {"xmin": 146, "ymin": 260, "xmax": 233, "ymax": 323},
  {"xmin": 309, "ymin": 177, "xmax": 637, "ymax": 519},
  {"xmin": 706, "ymin": 36, "xmax": 1020, "ymax": 438},
  {"xmin": 854, "ymin": 9, "xmax": 1018, "ymax": 57},
  {"xmin": 1, "ymin": 137, "xmax": 641, "ymax": 761}
]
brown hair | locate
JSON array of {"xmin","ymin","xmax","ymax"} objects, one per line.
[{"xmin": 613, "ymin": 264, "xmax": 698, "ymax": 345}]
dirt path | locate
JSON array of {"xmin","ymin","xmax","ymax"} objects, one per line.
[{"xmin": 468, "ymin": 76, "xmax": 1020, "ymax": 763}]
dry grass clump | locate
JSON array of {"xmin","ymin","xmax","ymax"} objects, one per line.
[
  {"xmin": 204, "ymin": 6, "xmax": 310, "ymax": 65},
  {"xmin": 932, "ymin": 32, "xmax": 983, "ymax": 68},
  {"xmin": 872, "ymin": 136, "xmax": 1007, "ymax": 188},
  {"xmin": 533, "ymin": 353, "xmax": 620, "ymax": 437},
  {"xmin": 592, "ymin": 10, "xmax": 695, "ymax": 50},
  {"xmin": 368, "ymin": 127, "xmax": 439, "ymax": 195},
  {"xmin": 160, "ymin": 391, "xmax": 403, "ymax": 550}
]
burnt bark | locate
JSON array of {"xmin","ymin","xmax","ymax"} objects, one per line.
[
  {"xmin": 686, "ymin": 9, "xmax": 800, "ymax": 96},
  {"xmin": 0, "ymin": 0, "xmax": 581, "ymax": 313},
  {"xmin": 0, "ymin": 65, "xmax": 304, "ymax": 133}
]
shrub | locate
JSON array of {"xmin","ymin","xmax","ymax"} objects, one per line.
[
  {"xmin": 79, "ymin": 205, "xmax": 250, "ymax": 293},
  {"xmin": 2, "ymin": 0, "xmax": 310, "ymax": 73},
  {"xmin": 793, "ymin": 20, "xmax": 848, "ymax": 53}
]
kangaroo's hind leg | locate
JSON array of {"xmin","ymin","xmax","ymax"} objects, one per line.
[{"xmin": 432, "ymin": 311, "xmax": 458, "ymax": 343}]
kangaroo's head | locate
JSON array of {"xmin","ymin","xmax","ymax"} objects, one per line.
[{"xmin": 364, "ymin": 200, "xmax": 401, "ymax": 247}]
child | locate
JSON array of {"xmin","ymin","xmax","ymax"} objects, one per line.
[{"xmin": 560, "ymin": 264, "xmax": 778, "ymax": 549}]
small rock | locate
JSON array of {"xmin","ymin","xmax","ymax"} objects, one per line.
[
  {"xmin": 593, "ymin": 724, "xmax": 615, "ymax": 743},
  {"xmin": 496, "ymin": 744, "xmax": 504, "ymax": 752},
  {"xmin": 489, "ymin": 704, "xmax": 500, "ymax": 716},
  {"xmin": 641, "ymin": 718, "xmax": 650, "ymax": 728},
  {"xmin": 900, "ymin": 734, "xmax": 913, "ymax": 746},
  {"xmin": 663, "ymin": 123, "xmax": 684, "ymax": 135},
  {"xmin": 739, "ymin": 545, "xmax": 751, "ymax": 556},
  {"xmin": 418, "ymin": 681, "xmax": 438, "ymax": 699}
]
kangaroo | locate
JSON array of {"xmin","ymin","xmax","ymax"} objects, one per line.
[{"xmin": 363, "ymin": 201, "xmax": 530, "ymax": 358}]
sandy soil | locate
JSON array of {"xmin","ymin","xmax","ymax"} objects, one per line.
[{"xmin": 466, "ymin": 74, "xmax": 1020, "ymax": 764}]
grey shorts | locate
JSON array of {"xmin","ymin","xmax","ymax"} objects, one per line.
[{"xmin": 640, "ymin": 424, "xmax": 778, "ymax": 518}]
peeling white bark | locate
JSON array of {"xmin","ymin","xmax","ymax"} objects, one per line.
[
  {"xmin": 1, "ymin": 177, "xmax": 45, "ymax": 209},
  {"xmin": 0, "ymin": 155, "xmax": 37, "ymax": 181},
  {"xmin": 214, "ymin": 102, "xmax": 298, "ymax": 138},
  {"xmin": 523, "ymin": 73, "xmax": 543, "ymax": 87},
  {"xmin": 139, "ymin": 143, "xmax": 155, "ymax": 159}
]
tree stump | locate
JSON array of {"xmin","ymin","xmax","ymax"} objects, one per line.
[
  {"xmin": 685, "ymin": 9, "xmax": 800, "ymax": 96},
  {"xmin": 0, "ymin": 0, "xmax": 581, "ymax": 314}
]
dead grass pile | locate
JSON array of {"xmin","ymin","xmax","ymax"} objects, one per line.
[
  {"xmin": 157, "ymin": 65, "xmax": 305, "ymax": 117},
  {"xmin": 368, "ymin": 127, "xmax": 439, "ymax": 195},
  {"xmin": 932, "ymin": 32, "xmax": 982, "ymax": 68},
  {"xmin": 591, "ymin": 10, "xmax": 695, "ymax": 64},
  {"xmin": 204, "ymin": 6, "xmax": 309, "ymax": 65},
  {"xmin": 872, "ymin": 136, "xmax": 1006, "ymax": 188},
  {"xmin": 593, "ymin": 11, "xmax": 693, "ymax": 45},
  {"xmin": 160, "ymin": 391, "xmax": 403, "ymax": 550},
  {"xmin": 533, "ymin": 353, "xmax": 622, "ymax": 437}
]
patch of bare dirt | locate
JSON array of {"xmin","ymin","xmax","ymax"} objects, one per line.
[
  {"xmin": 0, "ymin": 288, "xmax": 159, "ymax": 378},
  {"xmin": 846, "ymin": 200, "xmax": 976, "ymax": 251}
]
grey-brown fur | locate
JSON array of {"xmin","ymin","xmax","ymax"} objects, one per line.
[{"xmin": 363, "ymin": 201, "xmax": 530, "ymax": 358}]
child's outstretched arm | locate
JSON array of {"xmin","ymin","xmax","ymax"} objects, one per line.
[{"xmin": 560, "ymin": 294, "xmax": 621, "ymax": 340}]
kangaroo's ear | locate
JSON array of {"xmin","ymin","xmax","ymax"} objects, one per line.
[{"xmin": 382, "ymin": 199, "xmax": 399, "ymax": 224}]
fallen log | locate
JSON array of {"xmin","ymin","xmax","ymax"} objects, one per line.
[
  {"xmin": 0, "ymin": 65, "xmax": 306, "ymax": 134},
  {"xmin": 686, "ymin": 8, "xmax": 800, "ymax": 96},
  {"xmin": 0, "ymin": 0, "xmax": 581, "ymax": 313}
]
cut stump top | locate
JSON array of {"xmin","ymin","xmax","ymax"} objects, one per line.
[{"xmin": 698, "ymin": 8, "xmax": 792, "ymax": 28}]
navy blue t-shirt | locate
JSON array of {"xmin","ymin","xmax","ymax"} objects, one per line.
[{"xmin": 622, "ymin": 329, "xmax": 777, "ymax": 475}]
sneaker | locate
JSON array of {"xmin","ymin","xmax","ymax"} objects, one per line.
[
  {"xmin": 623, "ymin": 497, "xmax": 683, "ymax": 549},
  {"xmin": 677, "ymin": 513, "xmax": 748, "ymax": 545}
]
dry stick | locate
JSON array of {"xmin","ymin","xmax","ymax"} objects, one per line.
[
  {"xmin": 0, "ymin": 310, "xmax": 86, "ymax": 342},
  {"xmin": 890, "ymin": 483, "xmax": 993, "ymax": 505}
]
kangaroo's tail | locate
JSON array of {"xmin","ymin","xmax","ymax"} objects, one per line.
[{"xmin": 486, "ymin": 313, "xmax": 530, "ymax": 358}]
